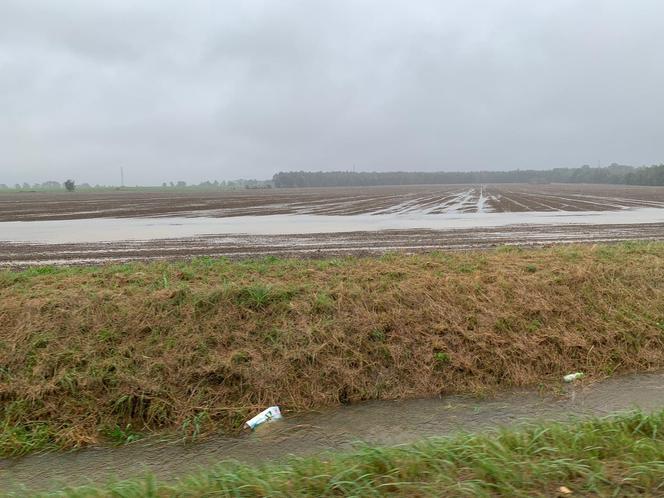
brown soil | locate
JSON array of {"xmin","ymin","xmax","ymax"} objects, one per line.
[
  {"xmin": 3, "ymin": 223, "xmax": 664, "ymax": 268},
  {"xmin": 1, "ymin": 242, "xmax": 663, "ymax": 453},
  {"xmin": 2, "ymin": 184, "xmax": 664, "ymax": 221},
  {"xmin": 2, "ymin": 183, "xmax": 664, "ymax": 267}
]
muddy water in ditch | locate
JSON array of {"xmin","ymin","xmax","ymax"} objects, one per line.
[{"xmin": 2, "ymin": 372, "xmax": 664, "ymax": 492}]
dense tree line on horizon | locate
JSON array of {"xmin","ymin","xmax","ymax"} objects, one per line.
[
  {"xmin": 272, "ymin": 163, "xmax": 664, "ymax": 188},
  {"xmin": 4, "ymin": 164, "xmax": 663, "ymax": 191}
]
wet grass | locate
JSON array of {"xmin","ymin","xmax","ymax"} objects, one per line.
[
  {"xmin": 1, "ymin": 242, "xmax": 664, "ymax": 455},
  {"xmin": 12, "ymin": 410, "xmax": 664, "ymax": 497}
]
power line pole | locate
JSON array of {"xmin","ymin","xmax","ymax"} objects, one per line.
[{"xmin": 120, "ymin": 167, "xmax": 124, "ymax": 187}]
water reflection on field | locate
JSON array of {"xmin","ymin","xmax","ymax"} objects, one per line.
[{"xmin": 2, "ymin": 208, "xmax": 664, "ymax": 244}]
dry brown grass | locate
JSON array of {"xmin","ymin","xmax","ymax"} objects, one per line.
[{"xmin": 1, "ymin": 242, "xmax": 663, "ymax": 453}]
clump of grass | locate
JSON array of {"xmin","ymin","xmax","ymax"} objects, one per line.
[
  {"xmin": 232, "ymin": 284, "xmax": 295, "ymax": 310},
  {"xmin": 102, "ymin": 424, "xmax": 143, "ymax": 446},
  {"xmin": 97, "ymin": 328, "xmax": 117, "ymax": 342},
  {"xmin": 179, "ymin": 411, "xmax": 209, "ymax": 441},
  {"xmin": 493, "ymin": 317, "xmax": 514, "ymax": 333},
  {"xmin": 312, "ymin": 292, "xmax": 334, "ymax": 314},
  {"xmin": 25, "ymin": 410, "xmax": 664, "ymax": 497},
  {"xmin": 369, "ymin": 328, "xmax": 386, "ymax": 342},
  {"xmin": 433, "ymin": 351, "xmax": 450, "ymax": 365},
  {"xmin": 0, "ymin": 422, "xmax": 57, "ymax": 457},
  {"xmin": 231, "ymin": 351, "xmax": 251, "ymax": 364},
  {"xmin": 456, "ymin": 262, "xmax": 478, "ymax": 273}
]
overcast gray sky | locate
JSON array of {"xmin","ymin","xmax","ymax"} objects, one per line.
[{"xmin": 1, "ymin": 0, "xmax": 663, "ymax": 185}]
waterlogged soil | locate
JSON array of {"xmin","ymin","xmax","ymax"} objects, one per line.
[
  {"xmin": 3, "ymin": 223, "xmax": 664, "ymax": 267},
  {"xmin": 1, "ymin": 184, "xmax": 664, "ymax": 266},
  {"xmin": 2, "ymin": 184, "xmax": 664, "ymax": 221},
  {"xmin": 2, "ymin": 372, "xmax": 664, "ymax": 493}
]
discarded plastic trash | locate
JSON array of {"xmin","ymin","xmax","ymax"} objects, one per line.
[
  {"xmin": 563, "ymin": 372, "xmax": 584, "ymax": 383},
  {"xmin": 245, "ymin": 406, "xmax": 283, "ymax": 430}
]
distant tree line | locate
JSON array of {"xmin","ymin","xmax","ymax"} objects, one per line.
[
  {"xmin": 0, "ymin": 178, "xmax": 271, "ymax": 191},
  {"xmin": 0, "ymin": 180, "xmax": 92, "ymax": 191},
  {"xmin": 272, "ymin": 164, "xmax": 664, "ymax": 188},
  {"xmin": 159, "ymin": 179, "xmax": 271, "ymax": 189}
]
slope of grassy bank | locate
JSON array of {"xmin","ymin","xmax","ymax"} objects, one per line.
[
  {"xmin": 15, "ymin": 410, "xmax": 664, "ymax": 497},
  {"xmin": 1, "ymin": 242, "xmax": 664, "ymax": 455}
]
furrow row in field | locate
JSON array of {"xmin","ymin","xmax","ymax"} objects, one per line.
[
  {"xmin": 2, "ymin": 184, "xmax": 664, "ymax": 221},
  {"xmin": 3, "ymin": 222, "xmax": 664, "ymax": 267}
]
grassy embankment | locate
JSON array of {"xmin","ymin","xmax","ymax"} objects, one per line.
[
  {"xmin": 15, "ymin": 410, "xmax": 664, "ymax": 497},
  {"xmin": 1, "ymin": 242, "xmax": 663, "ymax": 456}
]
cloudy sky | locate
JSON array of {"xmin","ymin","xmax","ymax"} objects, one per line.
[{"xmin": 1, "ymin": 0, "xmax": 663, "ymax": 185}]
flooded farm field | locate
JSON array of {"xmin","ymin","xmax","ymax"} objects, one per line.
[
  {"xmin": 2, "ymin": 372, "xmax": 664, "ymax": 493},
  {"xmin": 1, "ymin": 184, "xmax": 663, "ymax": 266},
  {"xmin": 3, "ymin": 184, "xmax": 664, "ymax": 221}
]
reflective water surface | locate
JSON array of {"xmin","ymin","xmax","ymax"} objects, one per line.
[{"xmin": 2, "ymin": 208, "xmax": 664, "ymax": 244}]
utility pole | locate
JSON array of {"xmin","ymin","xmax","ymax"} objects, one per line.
[{"xmin": 120, "ymin": 167, "xmax": 124, "ymax": 187}]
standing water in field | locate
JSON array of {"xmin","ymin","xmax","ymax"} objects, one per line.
[
  {"xmin": 2, "ymin": 372, "xmax": 664, "ymax": 493},
  {"xmin": 2, "ymin": 208, "xmax": 664, "ymax": 244},
  {"xmin": 2, "ymin": 184, "xmax": 664, "ymax": 266}
]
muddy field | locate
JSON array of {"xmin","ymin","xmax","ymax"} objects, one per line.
[
  {"xmin": 3, "ymin": 224, "xmax": 664, "ymax": 267},
  {"xmin": 1, "ymin": 184, "xmax": 663, "ymax": 266},
  {"xmin": 2, "ymin": 183, "xmax": 664, "ymax": 221}
]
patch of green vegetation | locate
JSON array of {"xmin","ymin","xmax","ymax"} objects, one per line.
[
  {"xmin": 0, "ymin": 422, "xmax": 57, "ymax": 457},
  {"xmin": 111, "ymin": 394, "xmax": 151, "ymax": 421},
  {"xmin": 231, "ymin": 351, "xmax": 251, "ymax": 365},
  {"xmin": 193, "ymin": 288, "xmax": 227, "ymax": 314},
  {"xmin": 369, "ymin": 328, "xmax": 386, "ymax": 342},
  {"xmin": 525, "ymin": 263, "xmax": 537, "ymax": 273},
  {"xmin": 97, "ymin": 328, "xmax": 117, "ymax": 343},
  {"xmin": 102, "ymin": 424, "xmax": 143, "ymax": 446},
  {"xmin": 456, "ymin": 262, "xmax": 478, "ymax": 274},
  {"xmin": 189, "ymin": 255, "xmax": 220, "ymax": 268},
  {"xmin": 233, "ymin": 284, "xmax": 296, "ymax": 310},
  {"xmin": 30, "ymin": 335, "xmax": 50, "ymax": 350},
  {"xmin": 179, "ymin": 411, "xmax": 209, "ymax": 441},
  {"xmin": 0, "ymin": 271, "xmax": 26, "ymax": 287},
  {"xmin": 312, "ymin": 292, "xmax": 334, "ymax": 314},
  {"xmin": 26, "ymin": 410, "xmax": 664, "ymax": 497},
  {"xmin": 493, "ymin": 317, "xmax": 514, "ymax": 333},
  {"xmin": 382, "ymin": 270, "xmax": 407, "ymax": 281},
  {"xmin": 161, "ymin": 272, "xmax": 170, "ymax": 289},
  {"xmin": 22, "ymin": 265, "xmax": 61, "ymax": 276},
  {"xmin": 260, "ymin": 255, "xmax": 280, "ymax": 265},
  {"xmin": 258, "ymin": 327, "xmax": 283, "ymax": 345},
  {"xmin": 315, "ymin": 258, "xmax": 346, "ymax": 270},
  {"xmin": 172, "ymin": 287, "xmax": 191, "ymax": 305},
  {"xmin": 434, "ymin": 351, "xmax": 450, "ymax": 365},
  {"xmin": 176, "ymin": 268, "xmax": 195, "ymax": 281},
  {"xmin": 57, "ymin": 372, "xmax": 79, "ymax": 395},
  {"xmin": 0, "ymin": 365, "xmax": 10, "ymax": 381}
]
